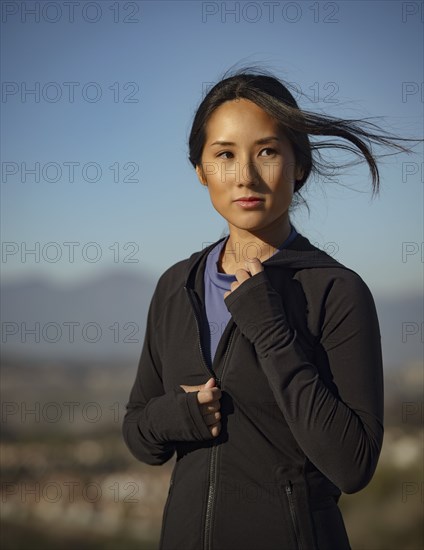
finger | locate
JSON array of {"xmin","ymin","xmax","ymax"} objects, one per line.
[
  {"xmin": 245, "ymin": 257, "xmax": 264, "ymax": 276},
  {"xmin": 180, "ymin": 383, "xmax": 205, "ymax": 393},
  {"xmin": 208, "ymin": 387, "xmax": 222, "ymax": 401},
  {"xmin": 204, "ymin": 377, "xmax": 216, "ymax": 389},
  {"xmin": 180, "ymin": 377, "xmax": 216, "ymax": 393},
  {"xmin": 234, "ymin": 268, "xmax": 251, "ymax": 284},
  {"xmin": 197, "ymin": 388, "xmax": 221, "ymax": 405},
  {"xmin": 200, "ymin": 402, "xmax": 220, "ymax": 415},
  {"xmin": 209, "ymin": 421, "xmax": 221, "ymax": 438},
  {"xmin": 180, "ymin": 384, "xmax": 193, "ymax": 393},
  {"xmin": 203, "ymin": 411, "xmax": 221, "ymax": 426}
]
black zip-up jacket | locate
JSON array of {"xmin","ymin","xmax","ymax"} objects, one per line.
[{"xmin": 122, "ymin": 232, "xmax": 384, "ymax": 550}]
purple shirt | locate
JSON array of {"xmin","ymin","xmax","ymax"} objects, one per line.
[{"xmin": 203, "ymin": 225, "xmax": 298, "ymax": 366}]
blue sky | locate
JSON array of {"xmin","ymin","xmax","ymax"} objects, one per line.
[{"xmin": 1, "ymin": 0, "xmax": 423, "ymax": 299}]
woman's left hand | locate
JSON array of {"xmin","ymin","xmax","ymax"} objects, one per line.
[{"xmin": 224, "ymin": 257, "xmax": 264, "ymax": 299}]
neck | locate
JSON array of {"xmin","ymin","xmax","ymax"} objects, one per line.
[{"xmin": 218, "ymin": 216, "xmax": 292, "ymax": 274}]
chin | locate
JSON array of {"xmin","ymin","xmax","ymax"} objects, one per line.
[{"xmin": 229, "ymin": 222, "xmax": 268, "ymax": 233}]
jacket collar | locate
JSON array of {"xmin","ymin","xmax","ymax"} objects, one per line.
[{"xmin": 184, "ymin": 232, "xmax": 347, "ymax": 293}]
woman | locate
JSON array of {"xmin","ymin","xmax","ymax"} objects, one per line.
[{"xmin": 122, "ymin": 70, "xmax": 414, "ymax": 550}]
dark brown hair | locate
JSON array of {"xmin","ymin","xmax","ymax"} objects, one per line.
[{"xmin": 188, "ymin": 68, "xmax": 418, "ymax": 203}]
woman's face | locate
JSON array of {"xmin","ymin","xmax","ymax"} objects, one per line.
[{"xmin": 196, "ymin": 98, "xmax": 303, "ymax": 238}]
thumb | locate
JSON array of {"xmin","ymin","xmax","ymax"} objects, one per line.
[
  {"xmin": 203, "ymin": 377, "xmax": 216, "ymax": 389},
  {"xmin": 180, "ymin": 377, "xmax": 216, "ymax": 393}
]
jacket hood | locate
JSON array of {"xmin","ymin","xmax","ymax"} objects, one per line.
[{"xmin": 184, "ymin": 233, "xmax": 347, "ymax": 290}]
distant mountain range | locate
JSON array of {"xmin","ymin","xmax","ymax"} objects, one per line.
[
  {"xmin": 1, "ymin": 270, "xmax": 156, "ymax": 364},
  {"xmin": 1, "ymin": 270, "xmax": 422, "ymax": 369}
]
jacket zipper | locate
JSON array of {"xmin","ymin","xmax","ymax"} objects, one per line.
[
  {"xmin": 285, "ymin": 480, "xmax": 302, "ymax": 550},
  {"xmin": 203, "ymin": 443, "xmax": 217, "ymax": 550},
  {"xmin": 203, "ymin": 328, "xmax": 235, "ymax": 550},
  {"xmin": 184, "ymin": 285, "xmax": 235, "ymax": 550}
]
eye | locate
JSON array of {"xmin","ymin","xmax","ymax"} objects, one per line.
[
  {"xmin": 259, "ymin": 148, "xmax": 277, "ymax": 157},
  {"xmin": 217, "ymin": 151, "xmax": 234, "ymax": 159}
]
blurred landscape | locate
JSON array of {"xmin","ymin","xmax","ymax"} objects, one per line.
[
  {"xmin": 1, "ymin": 270, "xmax": 422, "ymax": 367},
  {"xmin": 1, "ymin": 272, "xmax": 423, "ymax": 549}
]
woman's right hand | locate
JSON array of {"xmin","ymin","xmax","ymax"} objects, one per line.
[{"xmin": 180, "ymin": 378, "xmax": 221, "ymax": 437}]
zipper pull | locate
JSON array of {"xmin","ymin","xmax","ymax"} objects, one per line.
[
  {"xmin": 214, "ymin": 377, "xmax": 221, "ymax": 388},
  {"xmin": 285, "ymin": 480, "xmax": 293, "ymax": 495}
]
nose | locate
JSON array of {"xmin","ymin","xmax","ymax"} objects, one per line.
[{"xmin": 236, "ymin": 158, "xmax": 260, "ymax": 186}]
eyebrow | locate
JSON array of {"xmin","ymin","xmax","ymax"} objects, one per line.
[{"xmin": 209, "ymin": 136, "xmax": 281, "ymax": 147}]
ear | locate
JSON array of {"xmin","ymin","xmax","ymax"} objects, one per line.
[
  {"xmin": 294, "ymin": 165, "xmax": 304, "ymax": 183},
  {"xmin": 196, "ymin": 165, "xmax": 208, "ymax": 186}
]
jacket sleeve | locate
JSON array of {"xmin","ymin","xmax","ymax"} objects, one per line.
[
  {"xmin": 122, "ymin": 280, "xmax": 214, "ymax": 466},
  {"xmin": 224, "ymin": 269, "xmax": 384, "ymax": 494}
]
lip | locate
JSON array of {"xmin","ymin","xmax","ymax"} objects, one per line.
[
  {"xmin": 234, "ymin": 197, "xmax": 264, "ymax": 209},
  {"xmin": 234, "ymin": 196, "xmax": 264, "ymax": 202}
]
